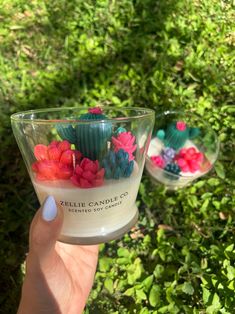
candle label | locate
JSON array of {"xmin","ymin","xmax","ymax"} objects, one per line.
[{"xmin": 59, "ymin": 191, "xmax": 129, "ymax": 214}]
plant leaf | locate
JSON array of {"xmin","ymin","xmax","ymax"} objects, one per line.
[{"xmin": 182, "ymin": 282, "xmax": 194, "ymax": 295}]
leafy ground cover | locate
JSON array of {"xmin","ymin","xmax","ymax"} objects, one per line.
[{"xmin": 0, "ymin": 0, "xmax": 234, "ymax": 313}]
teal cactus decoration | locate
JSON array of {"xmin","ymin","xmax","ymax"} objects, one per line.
[
  {"xmin": 115, "ymin": 127, "xmax": 127, "ymax": 135},
  {"xmin": 164, "ymin": 163, "xmax": 181, "ymax": 180},
  {"xmin": 156, "ymin": 121, "xmax": 200, "ymax": 151},
  {"xmin": 56, "ymin": 107, "xmax": 112, "ymax": 160},
  {"xmin": 78, "ymin": 107, "xmax": 107, "ymax": 121},
  {"xmin": 75, "ymin": 107, "xmax": 112, "ymax": 160},
  {"xmin": 56, "ymin": 124, "xmax": 77, "ymax": 144},
  {"xmin": 189, "ymin": 127, "xmax": 200, "ymax": 139},
  {"xmin": 164, "ymin": 122, "xmax": 189, "ymax": 150},
  {"xmin": 102, "ymin": 149, "xmax": 134, "ymax": 179},
  {"xmin": 156, "ymin": 129, "xmax": 165, "ymax": 141}
]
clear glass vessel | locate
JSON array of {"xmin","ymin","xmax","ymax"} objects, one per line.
[
  {"xmin": 11, "ymin": 107, "xmax": 155, "ymax": 244},
  {"xmin": 145, "ymin": 110, "xmax": 219, "ymax": 190}
]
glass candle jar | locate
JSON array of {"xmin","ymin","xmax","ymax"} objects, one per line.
[
  {"xmin": 145, "ymin": 111, "xmax": 219, "ymax": 189},
  {"xmin": 11, "ymin": 107, "xmax": 154, "ymax": 244}
]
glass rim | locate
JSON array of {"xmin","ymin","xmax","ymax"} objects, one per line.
[
  {"xmin": 10, "ymin": 106, "xmax": 155, "ymax": 124},
  {"xmin": 155, "ymin": 109, "xmax": 208, "ymax": 119}
]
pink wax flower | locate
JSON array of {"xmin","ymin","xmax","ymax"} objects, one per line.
[
  {"xmin": 112, "ymin": 131, "xmax": 137, "ymax": 161},
  {"xmin": 88, "ymin": 107, "xmax": 103, "ymax": 114},
  {"xmin": 71, "ymin": 158, "xmax": 105, "ymax": 188},
  {"xmin": 150, "ymin": 155, "xmax": 165, "ymax": 168},
  {"xmin": 176, "ymin": 121, "xmax": 187, "ymax": 131},
  {"xmin": 32, "ymin": 140, "xmax": 82, "ymax": 181},
  {"xmin": 175, "ymin": 147, "xmax": 204, "ymax": 173},
  {"xmin": 32, "ymin": 160, "xmax": 73, "ymax": 181}
]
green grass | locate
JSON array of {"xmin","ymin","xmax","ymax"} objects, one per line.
[{"xmin": 0, "ymin": 0, "xmax": 234, "ymax": 313}]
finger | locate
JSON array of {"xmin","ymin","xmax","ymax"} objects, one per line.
[{"xmin": 29, "ymin": 195, "xmax": 63, "ymax": 263}]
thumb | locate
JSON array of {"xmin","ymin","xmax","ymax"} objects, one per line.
[{"xmin": 28, "ymin": 195, "xmax": 63, "ymax": 262}]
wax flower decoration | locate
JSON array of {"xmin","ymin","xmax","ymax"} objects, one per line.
[
  {"xmin": 164, "ymin": 163, "xmax": 181, "ymax": 178},
  {"xmin": 149, "ymin": 146, "xmax": 204, "ymax": 175},
  {"xmin": 102, "ymin": 149, "xmax": 134, "ymax": 179},
  {"xmin": 150, "ymin": 155, "xmax": 165, "ymax": 168},
  {"xmin": 71, "ymin": 158, "xmax": 105, "ymax": 188},
  {"xmin": 112, "ymin": 131, "xmax": 137, "ymax": 161},
  {"xmin": 32, "ymin": 140, "xmax": 82, "ymax": 181},
  {"xmin": 175, "ymin": 147, "xmax": 204, "ymax": 173},
  {"xmin": 161, "ymin": 147, "xmax": 176, "ymax": 164}
]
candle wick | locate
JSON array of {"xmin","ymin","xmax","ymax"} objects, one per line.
[{"xmin": 72, "ymin": 153, "xmax": 76, "ymax": 170}]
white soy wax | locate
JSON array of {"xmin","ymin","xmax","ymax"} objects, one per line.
[{"xmin": 32, "ymin": 163, "xmax": 143, "ymax": 241}]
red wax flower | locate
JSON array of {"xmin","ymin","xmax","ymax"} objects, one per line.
[
  {"xmin": 88, "ymin": 107, "xmax": 103, "ymax": 114},
  {"xmin": 175, "ymin": 147, "xmax": 204, "ymax": 173},
  {"xmin": 150, "ymin": 155, "xmax": 165, "ymax": 168},
  {"xmin": 32, "ymin": 140, "xmax": 82, "ymax": 181},
  {"xmin": 112, "ymin": 131, "xmax": 137, "ymax": 161},
  {"xmin": 71, "ymin": 158, "xmax": 105, "ymax": 188},
  {"xmin": 176, "ymin": 121, "xmax": 186, "ymax": 131}
]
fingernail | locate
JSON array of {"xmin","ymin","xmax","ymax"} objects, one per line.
[{"xmin": 42, "ymin": 196, "xmax": 57, "ymax": 221}]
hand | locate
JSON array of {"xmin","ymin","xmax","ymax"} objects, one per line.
[{"xmin": 17, "ymin": 196, "xmax": 99, "ymax": 314}]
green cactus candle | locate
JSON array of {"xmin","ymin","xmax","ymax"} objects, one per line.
[
  {"xmin": 57, "ymin": 107, "xmax": 112, "ymax": 160},
  {"xmin": 75, "ymin": 107, "xmax": 112, "ymax": 160},
  {"xmin": 157, "ymin": 121, "xmax": 200, "ymax": 151},
  {"xmin": 56, "ymin": 124, "xmax": 77, "ymax": 144},
  {"xmin": 164, "ymin": 121, "xmax": 189, "ymax": 150}
]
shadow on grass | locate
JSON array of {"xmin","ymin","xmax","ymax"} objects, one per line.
[{"xmin": 28, "ymin": 0, "xmax": 177, "ymax": 107}]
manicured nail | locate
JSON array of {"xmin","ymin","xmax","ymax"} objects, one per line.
[{"xmin": 42, "ymin": 196, "xmax": 57, "ymax": 221}]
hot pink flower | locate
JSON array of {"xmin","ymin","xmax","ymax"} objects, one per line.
[
  {"xmin": 176, "ymin": 121, "xmax": 187, "ymax": 131},
  {"xmin": 112, "ymin": 131, "xmax": 137, "ymax": 161},
  {"xmin": 150, "ymin": 155, "xmax": 165, "ymax": 168},
  {"xmin": 71, "ymin": 158, "xmax": 105, "ymax": 188},
  {"xmin": 88, "ymin": 107, "xmax": 103, "ymax": 114},
  {"xmin": 32, "ymin": 140, "xmax": 82, "ymax": 181},
  {"xmin": 175, "ymin": 147, "xmax": 204, "ymax": 173}
]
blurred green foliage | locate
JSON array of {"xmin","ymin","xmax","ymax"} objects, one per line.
[{"xmin": 0, "ymin": 0, "xmax": 234, "ymax": 313}]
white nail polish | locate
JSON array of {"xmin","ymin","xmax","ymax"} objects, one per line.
[{"xmin": 42, "ymin": 196, "xmax": 57, "ymax": 221}]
